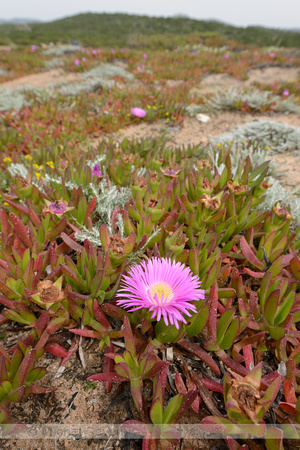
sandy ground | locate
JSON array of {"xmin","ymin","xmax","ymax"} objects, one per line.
[
  {"xmin": 196, "ymin": 66, "xmax": 300, "ymax": 93},
  {"xmin": 0, "ymin": 69, "xmax": 82, "ymax": 88}
]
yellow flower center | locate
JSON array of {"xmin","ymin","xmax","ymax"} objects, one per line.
[{"xmin": 149, "ymin": 282, "xmax": 173, "ymax": 303}]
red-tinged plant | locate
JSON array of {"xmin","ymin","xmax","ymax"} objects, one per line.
[
  {"xmin": 201, "ymin": 363, "xmax": 284, "ymax": 448},
  {"xmin": 242, "ymin": 271, "xmax": 298, "ymax": 340},
  {"xmin": 122, "ymin": 366, "xmax": 197, "ymax": 450},
  {"xmin": 87, "ymin": 316, "xmax": 169, "ymax": 419},
  {"xmin": 71, "ymin": 298, "xmax": 123, "ymax": 349},
  {"xmin": 205, "ymin": 284, "xmax": 253, "ymax": 352},
  {"xmin": 0, "ymin": 345, "xmax": 50, "ymax": 425},
  {"xmin": 60, "ymin": 240, "xmax": 123, "ymax": 301}
]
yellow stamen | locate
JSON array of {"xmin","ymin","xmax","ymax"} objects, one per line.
[{"xmin": 149, "ymin": 282, "xmax": 173, "ymax": 303}]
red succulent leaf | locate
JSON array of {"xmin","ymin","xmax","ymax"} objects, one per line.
[
  {"xmin": 11, "ymin": 349, "xmax": 36, "ymax": 390},
  {"xmin": 87, "ymin": 372, "xmax": 128, "ymax": 383},
  {"xmin": 240, "ymin": 236, "xmax": 264, "ymax": 270},
  {"xmin": 45, "ymin": 344, "xmax": 68, "ymax": 358},
  {"xmin": 178, "ymin": 338, "xmax": 220, "ymax": 376},
  {"xmin": 61, "ymin": 232, "xmax": 83, "ymax": 253}
]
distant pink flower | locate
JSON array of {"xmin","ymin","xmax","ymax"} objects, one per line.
[
  {"xmin": 7, "ymin": 47, "xmax": 11, "ymax": 52},
  {"xmin": 31, "ymin": 45, "xmax": 37, "ymax": 52},
  {"xmin": 224, "ymin": 54, "xmax": 229, "ymax": 59},
  {"xmin": 131, "ymin": 107, "xmax": 146, "ymax": 118},
  {"xmin": 269, "ymin": 52, "xmax": 276, "ymax": 58},
  {"xmin": 282, "ymin": 89, "xmax": 289, "ymax": 96},
  {"xmin": 143, "ymin": 53, "xmax": 147, "ymax": 59},
  {"xmin": 116, "ymin": 258, "xmax": 205, "ymax": 329},
  {"xmin": 86, "ymin": 50, "xmax": 90, "ymax": 55},
  {"xmin": 92, "ymin": 164, "xmax": 103, "ymax": 177},
  {"xmin": 74, "ymin": 59, "xmax": 80, "ymax": 66},
  {"xmin": 82, "ymin": 57, "xmax": 86, "ymax": 62},
  {"xmin": 92, "ymin": 50, "xmax": 97, "ymax": 55},
  {"xmin": 111, "ymin": 48, "xmax": 115, "ymax": 54},
  {"xmin": 290, "ymin": 57, "xmax": 294, "ymax": 62}
]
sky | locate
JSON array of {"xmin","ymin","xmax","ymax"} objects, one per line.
[{"xmin": 1, "ymin": 0, "xmax": 300, "ymax": 29}]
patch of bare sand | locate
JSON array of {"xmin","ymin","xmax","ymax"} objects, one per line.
[
  {"xmin": 105, "ymin": 113, "xmax": 300, "ymax": 148},
  {"xmin": 193, "ymin": 66, "xmax": 300, "ymax": 94},
  {"xmin": 0, "ymin": 69, "xmax": 82, "ymax": 89},
  {"xmin": 92, "ymin": 113, "xmax": 300, "ymax": 192},
  {"xmin": 272, "ymin": 153, "xmax": 300, "ymax": 189}
]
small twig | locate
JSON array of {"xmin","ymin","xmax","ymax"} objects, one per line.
[
  {"xmin": 78, "ymin": 320, "xmax": 86, "ymax": 370},
  {"xmin": 191, "ymin": 370, "xmax": 222, "ymax": 417}
]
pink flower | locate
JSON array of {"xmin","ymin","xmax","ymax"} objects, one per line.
[
  {"xmin": 282, "ymin": 89, "xmax": 289, "ymax": 96},
  {"xmin": 92, "ymin": 50, "xmax": 97, "ymax": 55},
  {"xmin": 116, "ymin": 257, "xmax": 205, "ymax": 329},
  {"xmin": 290, "ymin": 57, "xmax": 294, "ymax": 62},
  {"xmin": 131, "ymin": 107, "xmax": 146, "ymax": 118},
  {"xmin": 92, "ymin": 164, "xmax": 103, "ymax": 177},
  {"xmin": 82, "ymin": 57, "xmax": 86, "ymax": 62},
  {"xmin": 269, "ymin": 52, "xmax": 276, "ymax": 58},
  {"xmin": 31, "ymin": 45, "xmax": 37, "ymax": 52},
  {"xmin": 74, "ymin": 59, "xmax": 80, "ymax": 66},
  {"xmin": 86, "ymin": 50, "xmax": 90, "ymax": 55},
  {"xmin": 143, "ymin": 53, "xmax": 147, "ymax": 59},
  {"xmin": 224, "ymin": 54, "xmax": 229, "ymax": 59}
]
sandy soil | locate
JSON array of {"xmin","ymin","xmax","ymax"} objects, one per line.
[
  {"xmin": 112, "ymin": 112, "xmax": 300, "ymax": 148},
  {"xmin": 196, "ymin": 66, "xmax": 300, "ymax": 93},
  {"xmin": 0, "ymin": 69, "xmax": 82, "ymax": 89}
]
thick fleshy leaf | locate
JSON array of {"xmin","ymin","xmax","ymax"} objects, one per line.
[
  {"xmin": 240, "ymin": 236, "xmax": 264, "ymax": 270},
  {"xmin": 123, "ymin": 316, "xmax": 136, "ymax": 360},
  {"xmin": 290, "ymin": 256, "xmax": 300, "ymax": 280},
  {"xmin": 87, "ymin": 372, "xmax": 127, "ymax": 383},
  {"xmin": 10, "ymin": 213, "xmax": 32, "ymax": 249},
  {"xmin": 178, "ymin": 339, "xmax": 220, "ymax": 376},
  {"xmin": 12, "ymin": 349, "xmax": 36, "ymax": 390},
  {"xmin": 60, "ymin": 232, "xmax": 83, "ymax": 253}
]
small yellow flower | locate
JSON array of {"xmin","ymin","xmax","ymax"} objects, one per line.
[
  {"xmin": 46, "ymin": 161, "xmax": 54, "ymax": 169},
  {"xmin": 147, "ymin": 105, "xmax": 151, "ymax": 109},
  {"xmin": 118, "ymin": 129, "xmax": 122, "ymax": 132},
  {"xmin": 265, "ymin": 146, "xmax": 270, "ymax": 150},
  {"xmin": 4, "ymin": 202, "xmax": 9, "ymax": 206},
  {"xmin": 25, "ymin": 155, "xmax": 32, "ymax": 160},
  {"xmin": 217, "ymin": 144, "xmax": 221, "ymax": 147},
  {"xmin": 35, "ymin": 172, "xmax": 41, "ymax": 179},
  {"xmin": 166, "ymin": 118, "xmax": 169, "ymax": 122},
  {"xmin": 18, "ymin": 133, "xmax": 22, "ymax": 137},
  {"xmin": 117, "ymin": 109, "xmax": 120, "ymax": 112},
  {"xmin": 33, "ymin": 163, "xmax": 39, "ymax": 169},
  {"xmin": 153, "ymin": 105, "xmax": 157, "ymax": 110},
  {"xmin": 174, "ymin": 116, "xmax": 177, "ymax": 120},
  {"xmin": 165, "ymin": 112, "xmax": 169, "ymax": 116},
  {"xmin": 3, "ymin": 157, "xmax": 12, "ymax": 163}
]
